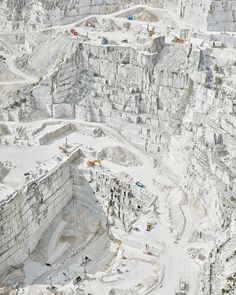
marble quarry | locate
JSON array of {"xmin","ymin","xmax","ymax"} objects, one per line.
[{"xmin": 0, "ymin": 1, "xmax": 236, "ymax": 295}]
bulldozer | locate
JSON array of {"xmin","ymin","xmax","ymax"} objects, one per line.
[{"xmin": 85, "ymin": 159, "xmax": 101, "ymax": 167}]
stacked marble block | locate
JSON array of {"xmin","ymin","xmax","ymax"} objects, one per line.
[
  {"xmin": 74, "ymin": 167, "xmax": 148, "ymax": 231},
  {"xmin": 207, "ymin": 0, "xmax": 236, "ymax": 31},
  {"xmin": 178, "ymin": 0, "xmax": 236, "ymax": 32}
]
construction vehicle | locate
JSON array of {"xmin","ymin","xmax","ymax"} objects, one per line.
[
  {"xmin": 127, "ymin": 15, "xmax": 134, "ymax": 21},
  {"xmin": 175, "ymin": 279, "xmax": 187, "ymax": 294},
  {"xmin": 101, "ymin": 37, "xmax": 109, "ymax": 45},
  {"xmin": 59, "ymin": 146, "xmax": 70, "ymax": 155},
  {"xmin": 70, "ymin": 28, "xmax": 79, "ymax": 36},
  {"xmin": 147, "ymin": 26, "xmax": 155, "ymax": 37},
  {"xmin": 136, "ymin": 181, "xmax": 145, "ymax": 188},
  {"xmin": 146, "ymin": 222, "xmax": 152, "ymax": 231},
  {"xmin": 179, "ymin": 279, "xmax": 187, "ymax": 291},
  {"xmin": 172, "ymin": 36, "xmax": 185, "ymax": 44},
  {"xmin": 85, "ymin": 19, "xmax": 95, "ymax": 28},
  {"xmin": 85, "ymin": 159, "xmax": 101, "ymax": 167}
]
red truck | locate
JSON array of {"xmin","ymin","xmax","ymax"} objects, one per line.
[{"xmin": 70, "ymin": 28, "xmax": 78, "ymax": 36}]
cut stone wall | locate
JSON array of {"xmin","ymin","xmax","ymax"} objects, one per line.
[
  {"xmin": 207, "ymin": 0, "xmax": 236, "ymax": 32},
  {"xmin": 0, "ymin": 148, "xmax": 80, "ymax": 274},
  {"xmin": 72, "ymin": 167, "xmax": 150, "ymax": 231},
  {"xmin": 169, "ymin": 80, "xmax": 236, "ymax": 235},
  {"xmin": 49, "ymin": 39, "xmax": 190, "ymax": 155},
  {"xmin": 160, "ymin": 0, "xmax": 236, "ymax": 32}
]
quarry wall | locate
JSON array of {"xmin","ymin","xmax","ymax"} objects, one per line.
[
  {"xmin": 0, "ymin": 148, "xmax": 80, "ymax": 274},
  {"xmin": 184, "ymin": 0, "xmax": 236, "ymax": 32},
  {"xmin": 47, "ymin": 38, "xmax": 236, "ymax": 243},
  {"xmin": 158, "ymin": 0, "xmax": 236, "ymax": 32},
  {"xmin": 170, "ymin": 80, "xmax": 236, "ymax": 236},
  {"xmin": 1, "ymin": 1, "xmax": 236, "ymax": 293},
  {"xmin": 49, "ymin": 39, "xmax": 189, "ymax": 155},
  {"xmin": 3, "ymin": 35, "xmax": 235, "ymax": 243},
  {"xmin": 72, "ymin": 167, "xmax": 151, "ymax": 231}
]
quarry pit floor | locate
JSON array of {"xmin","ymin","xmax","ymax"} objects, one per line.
[{"xmin": 0, "ymin": 119, "xmax": 213, "ymax": 295}]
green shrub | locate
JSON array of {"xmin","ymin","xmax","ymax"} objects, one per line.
[
  {"xmin": 215, "ymin": 76, "xmax": 223, "ymax": 85},
  {"xmin": 214, "ymin": 64, "xmax": 220, "ymax": 72}
]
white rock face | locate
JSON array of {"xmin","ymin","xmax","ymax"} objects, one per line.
[
  {"xmin": 0, "ymin": 149, "xmax": 79, "ymax": 274},
  {"xmin": 0, "ymin": 1, "xmax": 236, "ymax": 295}
]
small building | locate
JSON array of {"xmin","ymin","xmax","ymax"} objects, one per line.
[{"xmin": 175, "ymin": 292, "xmax": 187, "ymax": 295}]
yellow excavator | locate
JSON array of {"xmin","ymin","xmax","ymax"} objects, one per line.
[
  {"xmin": 172, "ymin": 36, "xmax": 185, "ymax": 44},
  {"xmin": 85, "ymin": 159, "xmax": 101, "ymax": 167}
]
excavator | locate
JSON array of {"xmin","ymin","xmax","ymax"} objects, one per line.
[
  {"xmin": 147, "ymin": 26, "xmax": 155, "ymax": 37},
  {"xmin": 85, "ymin": 159, "xmax": 101, "ymax": 167},
  {"xmin": 172, "ymin": 36, "xmax": 185, "ymax": 44},
  {"xmin": 59, "ymin": 146, "xmax": 70, "ymax": 155}
]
